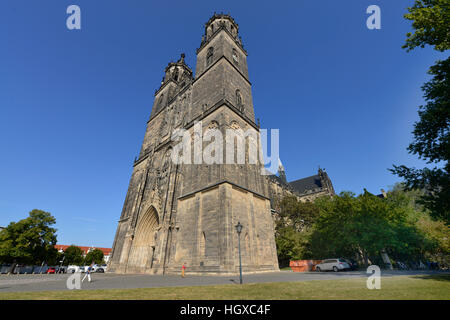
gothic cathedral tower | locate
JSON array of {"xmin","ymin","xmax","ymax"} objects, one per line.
[{"xmin": 108, "ymin": 14, "xmax": 279, "ymax": 274}]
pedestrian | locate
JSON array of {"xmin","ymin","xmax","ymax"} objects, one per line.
[
  {"xmin": 181, "ymin": 262, "xmax": 186, "ymax": 278},
  {"xmin": 82, "ymin": 262, "xmax": 94, "ymax": 283}
]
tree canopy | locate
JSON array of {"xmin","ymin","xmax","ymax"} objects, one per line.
[
  {"xmin": 308, "ymin": 191, "xmax": 426, "ymax": 266},
  {"xmin": 391, "ymin": 0, "xmax": 450, "ymax": 224},
  {"xmin": 85, "ymin": 248, "xmax": 104, "ymax": 265},
  {"xmin": 274, "ymin": 186, "xmax": 449, "ymax": 268},
  {"xmin": 403, "ymin": 0, "xmax": 450, "ymax": 52},
  {"xmin": 62, "ymin": 245, "xmax": 84, "ymax": 265},
  {"xmin": 0, "ymin": 209, "xmax": 58, "ymax": 265}
]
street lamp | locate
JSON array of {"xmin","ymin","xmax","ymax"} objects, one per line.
[{"xmin": 235, "ymin": 221, "xmax": 243, "ymax": 285}]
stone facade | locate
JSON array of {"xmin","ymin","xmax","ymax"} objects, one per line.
[{"xmin": 108, "ymin": 14, "xmax": 279, "ymax": 275}]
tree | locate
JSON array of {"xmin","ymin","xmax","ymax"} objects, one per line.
[
  {"xmin": 85, "ymin": 248, "xmax": 104, "ymax": 265},
  {"xmin": 62, "ymin": 245, "xmax": 84, "ymax": 265},
  {"xmin": 0, "ymin": 209, "xmax": 58, "ymax": 268},
  {"xmin": 309, "ymin": 191, "xmax": 426, "ymax": 267},
  {"xmin": 416, "ymin": 213, "xmax": 450, "ymax": 265},
  {"xmin": 387, "ymin": 183, "xmax": 449, "ymax": 266},
  {"xmin": 391, "ymin": 0, "xmax": 450, "ymax": 224},
  {"xmin": 274, "ymin": 195, "xmax": 320, "ymax": 265},
  {"xmin": 275, "ymin": 227, "xmax": 311, "ymax": 267},
  {"xmin": 276, "ymin": 195, "xmax": 320, "ymax": 231},
  {"xmin": 403, "ymin": 0, "xmax": 450, "ymax": 52}
]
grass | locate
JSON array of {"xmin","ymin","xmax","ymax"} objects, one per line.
[{"xmin": 0, "ymin": 274, "xmax": 449, "ymax": 300}]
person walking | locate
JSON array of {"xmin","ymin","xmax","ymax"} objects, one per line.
[
  {"xmin": 82, "ymin": 262, "xmax": 94, "ymax": 283},
  {"xmin": 181, "ymin": 262, "xmax": 186, "ymax": 278}
]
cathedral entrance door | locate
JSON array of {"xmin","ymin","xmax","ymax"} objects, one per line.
[{"xmin": 126, "ymin": 206, "xmax": 159, "ymax": 272}]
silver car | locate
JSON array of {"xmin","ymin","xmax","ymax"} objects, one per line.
[{"xmin": 315, "ymin": 258, "xmax": 350, "ymax": 272}]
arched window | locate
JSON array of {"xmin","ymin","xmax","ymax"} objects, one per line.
[
  {"xmin": 206, "ymin": 47, "xmax": 214, "ymax": 67},
  {"xmin": 232, "ymin": 48, "xmax": 238, "ymax": 64},
  {"xmin": 158, "ymin": 94, "xmax": 164, "ymax": 108},
  {"xmin": 172, "ymin": 68, "xmax": 179, "ymax": 81}
]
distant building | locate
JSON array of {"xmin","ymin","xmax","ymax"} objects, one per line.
[{"xmin": 55, "ymin": 245, "xmax": 112, "ymax": 263}]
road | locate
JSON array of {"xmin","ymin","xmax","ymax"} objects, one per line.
[{"xmin": 0, "ymin": 270, "xmax": 446, "ymax": 293}]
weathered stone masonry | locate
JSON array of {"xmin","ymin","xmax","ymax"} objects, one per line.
[{"xmin": 108, "ymin": 14, "xmax": 280, "ymax": 275}]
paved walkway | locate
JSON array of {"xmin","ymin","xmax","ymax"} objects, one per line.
[{"xmin": 0, "ymin": 270, "xmax": 446, "ymax": 292}]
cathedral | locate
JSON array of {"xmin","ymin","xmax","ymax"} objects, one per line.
[
  {"xmin": 266, "ymin": 164, "xmax": 335, "ymax": 210},
  {"xmin": 108, "ymin": 14, "xmax": 334, "ymax": 275}
]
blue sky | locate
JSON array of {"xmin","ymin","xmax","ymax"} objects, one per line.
[{"xmin": 0, "ymin": 1, "xmax": 447, "ymax": 248}]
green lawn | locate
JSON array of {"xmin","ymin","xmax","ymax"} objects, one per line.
[{"xmin": 1, "ymin": 274, "xmax": 449, "ymax": 300}]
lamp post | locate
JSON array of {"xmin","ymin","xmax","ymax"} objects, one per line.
[{"xmin": 235, "ymin": 221, "xmax": 243, "ymax": 285}]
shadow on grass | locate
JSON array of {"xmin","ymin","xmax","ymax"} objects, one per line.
[{"xmin": 412, "ymin": 274, "xmax": 450, "ymax": 282}]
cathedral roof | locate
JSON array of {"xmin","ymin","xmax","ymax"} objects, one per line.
[{"xmin": 289, "ymin": 175, "xmax": 323, "ymax": 194}]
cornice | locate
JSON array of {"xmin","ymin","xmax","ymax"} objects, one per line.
[
  {"xmin": 193, "ymin": 54, "xmax": 251, "ymax": 86},
  {"xmin": 178, "ymin": 180, "xmax": 269, "ymax": 201},
  {"xmin": 197, "ymin": 26, "xmax": 247, "ymax": 56}
]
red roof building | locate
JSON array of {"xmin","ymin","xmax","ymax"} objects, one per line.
[{"xmin": 55, "ymin": 245, "xmax": 112, "ymax": 263}]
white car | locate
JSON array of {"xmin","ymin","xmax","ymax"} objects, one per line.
[
  {"xmin": 67, "ymin": 265, "xmax": 82, "ymax": 273},
  {"xmin": 315, "ymin": 258, "xmax": 350, "ymax": 272}
]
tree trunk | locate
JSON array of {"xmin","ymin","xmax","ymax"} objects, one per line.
[{"xmin": 9, "ymin": 260, "xmax": 17, "ymax": 274}]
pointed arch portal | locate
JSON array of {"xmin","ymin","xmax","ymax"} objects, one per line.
[{"xmin": 127, "ymin": 206, "xmax": 159, "ymax": 271}]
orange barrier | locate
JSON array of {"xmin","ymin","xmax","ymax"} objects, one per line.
[{"xmin": 289, "ymin": 260, "xmax": 323, "ymax": 272}]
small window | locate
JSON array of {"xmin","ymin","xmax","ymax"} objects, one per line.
[
  {"xmin": 232, "ymin": 49, "xmax": 238, "ymax": 64},
  {"xmin": 206, "ymin": 47, "xmax": 214, "ymax": 67},
  {"xmin": 235, "ymin": 89, "xmax": 242, "ymax": 106},
  {"xmin": 172, "ymin": 68, "xmax": 179, "ymax": 81}
]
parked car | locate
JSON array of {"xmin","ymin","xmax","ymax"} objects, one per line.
[
  {"xmin": 343, "ymin": 259, "xmax": 359, "ymax": 271},
  {"xmin": 88, "ymin": 264, "xmax": 107, "ymax": 273},
  {"xmin": 56, "ymin": 266, "xmax": 67, "ymax": 273},
  {"xmin": 90, "ymin": 264, "xmax": 100, "ymax": 272},
  {"xmin": 315, "ymin": 258, "xmax": 350, "ymax": 272},
  {"xmin": 46, "ymin": 267, "xmax": 56, "ymax": 274},
  {"xmin": 67, "ymin": 265, "xmax": 80, "ymax": 273}
]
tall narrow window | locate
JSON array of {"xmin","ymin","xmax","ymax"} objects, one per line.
[
  {"xmin": 206, "ymin": 47, "xmax": 214, "ymax": 67},
  {"xmin": 172, "ymin": 68, "xmax": 179, "ymax": 81},
  {"xmin": 158, "ymin": 94, "xmax": 164, "ymax": 108},
  {"xmin": 236, "ymin": 89, "xmax": 242, "ymax": 106},
  {"xmin": 232, "ymin": 48, "xmax": 238, "ymax": 64}
]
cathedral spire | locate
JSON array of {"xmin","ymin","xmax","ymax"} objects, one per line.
[{"xmin": 278, "ymin": 159, "xmax": 287, "ymax": 184}]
